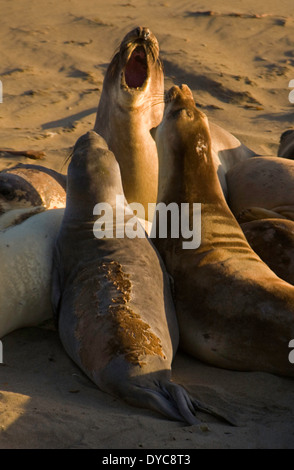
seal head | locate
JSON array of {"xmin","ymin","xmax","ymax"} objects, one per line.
[{"xmin": 0, "ymin": 164, "xmax": 66, "ymax": 215}]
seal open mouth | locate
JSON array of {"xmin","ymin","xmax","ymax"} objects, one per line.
[{"xmin": 124, "ymin": 46, "xmax": 148, "ymax": 89}]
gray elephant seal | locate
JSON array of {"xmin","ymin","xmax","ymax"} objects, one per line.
[
  {"xmin": 0, "ymin": 208, "xmax": 64, "ymax": 338},
  {"xmin": 52, "ymin": 131, "xmax": 228, "ymax": 425},
  {"xmin": 226, "ymin": 157, "xmax": 294, "ymax": 223},
  {"xmin": 278, "ymin": 129, "xmax": 294, "ymax": 159},
  {"xmin": 241, "ymin": 218, "xmax": 294, "ymax": 286},
  {"xmin": 0, "ymin": 163, "xmax": 66, "ymax": 215},
  {"xmin": 94, "ymin": 26, "xmax": 164, "ymax": 220},
  {"xmin": 152, "ymin": 84, "xmax": 294, "ymax": 377}
]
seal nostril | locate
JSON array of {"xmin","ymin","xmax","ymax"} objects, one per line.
[{"xmin": 143, "ymin": 29, "xmax": 150, "ymax": 40}]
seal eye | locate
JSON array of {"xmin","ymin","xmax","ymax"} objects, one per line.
[
  {"xmin": 169, "ymin": 108, "xmax": 193, "ymax": 120},
  {"xmin": 0, "ymin": 184, "xmax": 14, "ymax": 201}
]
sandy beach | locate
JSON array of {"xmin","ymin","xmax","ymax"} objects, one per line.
[{"xmin": 0, "ymin": 0, "xmax": 294, "ymax": 449}]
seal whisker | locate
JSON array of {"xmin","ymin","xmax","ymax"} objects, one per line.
[
  {"xmin": 61, "ymin": 148, "xmax": 74, "ymax": 169},
  {"xmin": 140, "ymin": 99, "xmax": 165, "ymax": 114}
]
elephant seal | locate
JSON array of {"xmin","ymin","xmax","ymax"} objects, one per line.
[
  {"xmin": 152, "ymin": 84, "xmax": 294, "ymax": 377},
  {"xmin": 0, "ymin": 208, "xmax": 64, "ymax": 338},
  {"xmin": 226, "ymin": 157, "xmax": 294, "ymax": 223},
  {"xmin": 94, "ymin": 26, "xmax": 164, "ymax": 220},
  {"xmin": 52, "ymin": 130, "xmax": 228, "ymax": 425},
  {"xmin": 241, "ymin": 218, "xmax": 294, "ymax": 286},
  {"xmin": 278, "ymin": 129, "xmax": 294, "ymax": 159},
  {"xmin": 94, "ymin": 26, "xmax": 256, "ymax": 212},
  {"xmin": 0, "ymin": 163, "xmax": 66, "ymax": 215}
]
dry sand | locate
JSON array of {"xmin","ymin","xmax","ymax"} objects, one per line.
[{"xmin": 0, "ymin": 0, "xmax": 294, "ymax": 449}]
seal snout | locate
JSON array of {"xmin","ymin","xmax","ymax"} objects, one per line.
[
  {"xmin": 165, "ymin": 84, "xmax": 194, "ymax": 104},
  {"xmin": 164, "ymin": 85, "xmax": 207, "ymax": 125},
  {"xmin": 74, "ymin": 131, "xmax": 108, "ymax": 153},
  {"xmin": 136, "ymin": 26, "xmax": 150, "ymax": 41}
]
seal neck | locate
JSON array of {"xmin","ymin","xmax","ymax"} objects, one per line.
[
  {"xmin": 95, "ymin": 95, "xmax": 160, "ymax": 217},
  {"xmin": 157, "ymin": 135, "xmax": 223, "ymax": 207}
]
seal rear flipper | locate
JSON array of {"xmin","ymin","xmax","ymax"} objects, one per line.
[
  {"xmin": 159, "ymin": 382, "xmax": 237, "ymax": 426},
  {"xmin": 126, "ymin": 382, "xmax": 200, "ymax": 425},
  {"xmin": 191, "ymin": 397, "xmax": 238, "ymax": 427},
  {"xmin": 127, "ymin": 381, "xmax": 235, "ymax": 426}
]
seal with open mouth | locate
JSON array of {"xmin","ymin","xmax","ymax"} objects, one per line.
[
  {"xmin": 94, "ymin": 27, "xmax": 164, "ymax": 221},
  {"xmin": 152, "ymin": 84, "xmax": 294, "ymax": 378}
]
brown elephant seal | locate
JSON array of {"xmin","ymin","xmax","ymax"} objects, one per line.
[
  {"xmin": 241, "ymin": 218, "xmax": 294, "ymax": 286},
  {"xmin": 226, "ymin": 157, "xmax": 294, "ymax": 223},
  {"xmin": 0, "ymin": 163, "xmax": 66, "ymax": 215},
  {"xmin": 0, "ymin": 208, "xmax": 64, "ymax": 338},
  {"xmin": 52, "ymin": 130, "xmax": 229, "ymax": 425},
  {"xmin": 94, "ymin": 26, "xmax": 164, "ymax": 220},
  {"xmin": 152, "ymin": 84, "xmax": 294, "ymax": 377},
  {"xmin": 278, "ymin": 129, "xmax": 294, "ymax": 159}
]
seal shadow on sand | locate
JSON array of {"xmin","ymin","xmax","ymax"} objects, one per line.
[
  {"xmin": 41, "ymin": 107, "xmax": 97, "ymax": 130},
  {"xmin": 1, "ymin": 326, "xmax": 294, "ymax": 449},
  {"xmin": 162, "ymin": 59, "xmax": 261, "ymax": 106}
]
